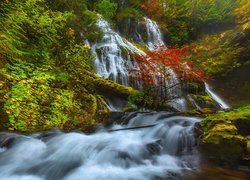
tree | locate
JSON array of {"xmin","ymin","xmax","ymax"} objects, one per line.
[
  {"xmin": 235, "ymin": 0, "xmax": 250, "ymax": 32},
  {"xmin": 141, "ymin": 0, "xmax": 164, "ymax": 21},
  {"xmin": 129, "ymin": 46, "xmax": 208, "ymax": 101},
  {"xmin": 96, "ymin": 0, "xmax": 117, "ymax": 20}
]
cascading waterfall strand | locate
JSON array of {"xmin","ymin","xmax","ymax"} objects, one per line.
[{"xmin": 91, "ymin": 15, "xmax": 144, "ymax": 85}]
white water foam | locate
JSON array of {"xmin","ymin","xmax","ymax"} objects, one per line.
[{"xmin": 0, "ymin": 113, "xmax": 200, "ymax": 180}]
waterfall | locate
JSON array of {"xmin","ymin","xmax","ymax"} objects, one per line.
[
  {"xmin": 205, "ymin": 83, "xmax": 230, "ymax": 109},
  {"xmin": 91, "ymin": 16, "xmax": 145, "ymax": 85},
  {"xmin": 144, "ymin": 17, "xmax": 164, "ymax": 50},
  {"xmin": 0, "ymin": 113, "xmax": 200, "ymax": 179},
  {"xmin": 91, "ymin": 16, "xmax": 187, "ymax": 111}
]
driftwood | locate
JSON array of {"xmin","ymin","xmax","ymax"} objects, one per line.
[{"xmin": 108, "ymin": 124, "xmax": 157, "ymax": 132}]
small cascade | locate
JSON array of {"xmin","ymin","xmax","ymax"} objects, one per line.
[
  {"xmin": 144, "ymin": 18, "xmax": 164, "ymax": 50},
  {"xmin": 144, "ymin": 18, "xmax": 187, "ymax": 111},
  {"xmin": 91, "ymin": 16, "xmax": 144, "ymax": 85},
  {"xmin": 0, "ymin": 113, "xmax": 200, "ymax": 180},
  {"xmin": 205, "ymin": 83, "xmax": 230, "ymax": 109}
]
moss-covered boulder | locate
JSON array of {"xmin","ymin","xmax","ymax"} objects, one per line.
[
  {"xmin": 199, "ymin": 106, "xmax": 250, "ymax": 164},
  {"xmin": 180, "ymin": 108, "xmax": 215, "ymax": 117},
  {"xmin": 247, "ymin": 140, "xmax": 250, "ymax": 154},
  {"xmin": 200, "ymin": 125, "xmax": 245, "ymax": 164},
  {"xmin": 189, "ymin": 94, "xmax": 218, "ymax": 109}
]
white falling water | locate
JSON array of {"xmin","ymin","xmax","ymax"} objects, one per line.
[
  {"xmin": 205, "ymin": 83, "xmax": 230, "ymax": 109},
  {"xmin": 91, "ymin": 16, "xmax": 145, "ymax": 85},
  {"xmin": 144, "ymin": 18, "xmax": 187, "ymax": 111},
  {"xmin": 144, "ymin": 17, "xmax": 164, "ymax": 50},
  {"xmin": 0, "ymin": 113, "xmax": 200, "ymax": 180},
  {"xmin": 188, "ymin": 95, "xmax": 201, "ymax": 110}
]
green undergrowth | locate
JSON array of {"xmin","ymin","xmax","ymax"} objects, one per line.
[
  {"xmin": 0, "ymin": 0, "xmax": 135, "ymax": 133},
  {"xmin": 190, "ymin": 29, "xmax": 247, "ymax": 76},
  {"xmin": 0, "ymin": 62, "xmax": 134, "ymax": 133}
]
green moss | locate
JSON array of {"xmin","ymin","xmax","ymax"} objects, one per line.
[
  {"xmin": 123, "ymin": 103, "xmax": 137, "ymax": 112},
  {"xmin": 247, "ymin": 140, "xmax": 250, "ymax": 153},
  {"xmin": 181, "ymin": 108, "xmax": 215, "ymax": 117},
  {"xmin": 200, "ymin": 106, "xmax": 250, "ymax": 132},
  {"xmin": 205, "ymin": 106, "xmax": 250, "ymax": 121},
  {"xmin": 0, "ymin": 62, "xmax": 136, "ymax": 133},
  {"xmin": 190, "ymin": 94, "xmax": 218, "ymax": 109},
  {"xmin": 86, "ymin": 72, "xmax": 135, "ymax": 98},
  {"xmin": 127, "ymin": 89, "xmax": 154, "ymax": 110},
  {"xmin": 199, "ymin": 106, "xmax": 250, "ymax": 163},
  {"xmin": 202, "ymin": 124, "xmax": 243, "ymax": 144},
  {"xmin": 129, "ymin": 41, "xmax": 148, "ymax": 53}
]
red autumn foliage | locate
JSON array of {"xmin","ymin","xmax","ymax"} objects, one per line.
[
  {"xmin": 129, "ymin": 46, "xmax": 209, "ymax": 87},
  {"xmin": 141, "ymin": 0, "xmax": 164, "ymax": 20}
]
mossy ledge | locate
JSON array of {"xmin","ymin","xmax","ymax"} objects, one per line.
[{"xmin": 199, "ymin": 106, "xmax": 250, "ymax": 165}]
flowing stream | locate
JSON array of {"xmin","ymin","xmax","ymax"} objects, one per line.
[{"xmin": 0, "ymin": 113, "xmax": 200, "ymax": 180}]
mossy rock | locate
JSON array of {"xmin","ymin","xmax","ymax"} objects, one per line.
[
  {"xmin": 202, "ymin": 106, "xmax": 250, "ymax": 135},
  {"xmin": 84, "ymin": 70, "xmax": 136, "ymax": 98},
  {"xmin": 181, "ymin": 108, "xmax": 215, "ymax": 117},
  {"xmin": 201, "ymin": 124, "xmax": 245, "ymax": 164},
  {"xmin": 199, "ymin": 106, "xmax": 250, "ymax": 164},
  {"xmin": 233, "ymin": 117, "xmax": 250, "ymax": 136},
  {"xmin": 190, "ymin": 94, "xmax": 218, "ymax": 109},
  {"xmin": 202, "ymin": 124, "xmax": 242, "ymax": 144},
  {"xmin": 200, "ymin": 139, "xmax": 245, "ymax": 164},
  {"xmin": 247, "ymin": 140, "xmax": 250, "ymax": 153},
  {"xmin": 123, "ymin": 103, "xmax": 138, "ymax": 112}
]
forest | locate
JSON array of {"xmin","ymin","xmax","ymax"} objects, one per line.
[{"xmin": 0, "ymin": 0, "xmax": 249, "ymax": 179}]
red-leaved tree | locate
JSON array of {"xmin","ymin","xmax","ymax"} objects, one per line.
[{"xmin": 129, "ymin": 46, "xmax": 209, "ymax": 101}]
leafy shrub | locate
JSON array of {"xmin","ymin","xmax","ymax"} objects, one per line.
[
  {"xmin": 0, "ymin": 63, "xmax": 96, "ymax": 132},
  {"xmin": 96, "ymin": 0, "xmax": 117, "ymax": 20},
  {"xmin": 116, "ymin": 7, "xmax": 142, "ymax": 22},
  {"xmin": 128, "ymin": 89, "xmax": 154, "ymax": 109}
]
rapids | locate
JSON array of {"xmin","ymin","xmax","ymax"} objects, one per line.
[{"xmin": 0, "ymin": 112, "xmax": 200, "ymax": 180}]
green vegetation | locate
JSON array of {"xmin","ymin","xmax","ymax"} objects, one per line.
[
  {"xmin": 142, "ymin": 0, "xmax": 237, "ymax": 45},
  {"xmin": 96, "ymin": 0, "xmax": 118, "ymax": 20},
  {"xmin": 127, "ymin": 89, "xmax": 154, "ymax": 110},
  {"xmin": 189, "ymin": 29, "xmax": 247, "ymax": 76},
  {"xmin": 0, "ymin": 0, "xmax": 134, "ymax": 132}
]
